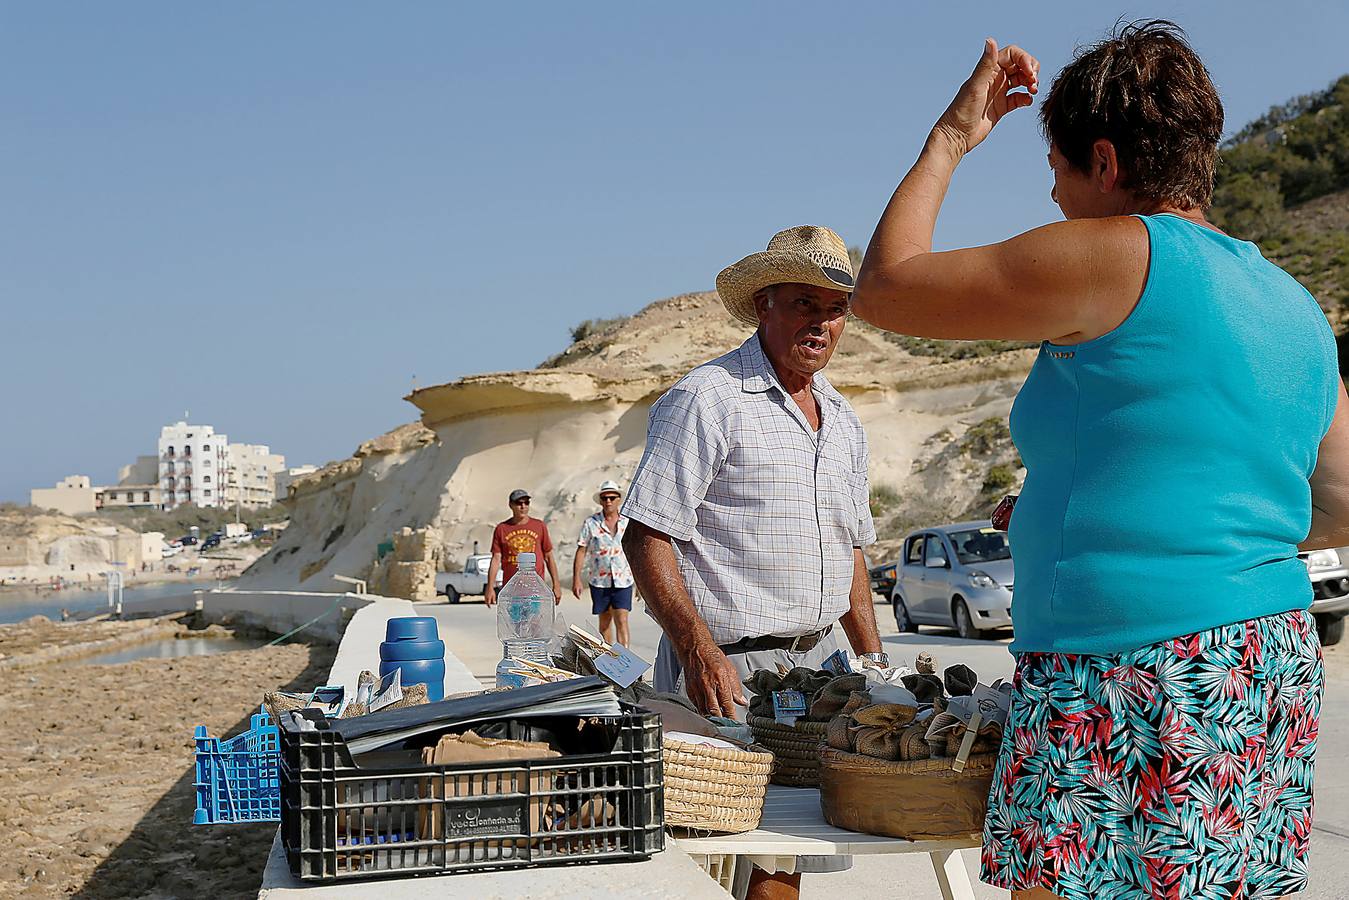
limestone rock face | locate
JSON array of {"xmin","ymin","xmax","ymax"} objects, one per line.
[
  {"xmin": 240, "ymin": 292, "xmax": 1033, "ymax": 591},
  {"xmin": 368, "ymin": 527, "xmax": 442, "ymax": 601}
]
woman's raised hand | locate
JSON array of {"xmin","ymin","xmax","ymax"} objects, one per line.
[{"xmin": 932, "ymin": 38, "xmax": 1039, "ymax": 157}]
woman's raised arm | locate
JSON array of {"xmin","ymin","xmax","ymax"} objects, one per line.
[{"xmin": 851, "ymin": 39, "xmax": 1145, "ymax": 344}]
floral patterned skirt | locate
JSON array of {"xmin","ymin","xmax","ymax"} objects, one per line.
[{"xmin": 981, "ymin": 608, "xmax": 1322, "ymax": 900}]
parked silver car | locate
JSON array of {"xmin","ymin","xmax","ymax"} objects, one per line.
[
  {"xmin": 891, "ymin": 521, "xmax": 1014, "ymax": 639},
  {"xmin": 1301, "ymin": 548, "xmax": 1349, "ymax": 646}
]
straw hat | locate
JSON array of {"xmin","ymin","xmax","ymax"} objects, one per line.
[
  {"xmin": 593, "ymin": 480, "xmax": 623, "ymax": 505},
  {"xmin": 715, "ymin": 225, "xmax": 856, "ymax": 326}
]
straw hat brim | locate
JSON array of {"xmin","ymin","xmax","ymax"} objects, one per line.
[{"xmin": 716, "ymin": 250, "xmax": 856, "ymax": 326}]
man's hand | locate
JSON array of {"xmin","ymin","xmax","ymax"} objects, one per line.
[
  {"xmin": 682, "ymin": 641, "xmax": 748, "ymax": 718},
  {"xmin": 552, "ymin": 581, "xmax": 562, "ymax": 605},
  {"xmin": 484, "ymin": 585, "xmax": 496, "ymax": 607},
  {"xmin": 571, "ymin": 577, "xmax": 583, "ymax": 599}
]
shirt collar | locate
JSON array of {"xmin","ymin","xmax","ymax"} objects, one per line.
[{"xmin": 739, "ymin": 332, "xmax": 844, "ymax": 409}]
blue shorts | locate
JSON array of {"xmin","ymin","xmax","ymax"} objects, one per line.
[{"xmin": 590, "ymin": 585, "xmax": 633, "ymax": 615}]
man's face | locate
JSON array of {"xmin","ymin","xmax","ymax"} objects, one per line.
[
  {"xmin": 753, "ymin": 283, "xmax": 850, "ymax": 380},
  {"xmin": 510, "ymin": 497, "xmax": 530, "ymax": 517}
]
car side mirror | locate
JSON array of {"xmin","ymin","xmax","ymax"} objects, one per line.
[{"xmin": 925, "ymin": 557, "xmax": 948, "ymax": 569}]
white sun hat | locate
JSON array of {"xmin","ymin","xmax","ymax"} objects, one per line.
[{"xmin": 593, "ymin": 480, "xmax": 624, "ymax": 505}]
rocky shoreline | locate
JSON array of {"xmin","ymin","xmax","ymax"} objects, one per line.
[{"xmin": 0, "ymin": 614, "xmax": 333, "ymax": 898}]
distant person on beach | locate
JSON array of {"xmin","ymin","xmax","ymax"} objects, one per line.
[
  {"xmin": 484, "ymin": 488, "xmax": 562, "ymax": 606},
  {"xmin": 571, "ymin": 480, "xmax": 633, "ymax": 646},
  {"xmin": 850, "ymin": 20, "xmax": 1347, "ymax": 899}
]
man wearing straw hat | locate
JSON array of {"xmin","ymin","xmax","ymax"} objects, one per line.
[
  {"xmin": 624, "ymin": 225, "xmax": 883, "ymax": 893},
  {"xmin": 571, "ymin": 479, "xmax": 634, "ymax": 646}
]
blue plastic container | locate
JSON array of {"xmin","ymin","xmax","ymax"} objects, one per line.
[
  {"xmin": 192, "ymin": 707, "xmax": 280, "ymax": 825},
  {"xmin": 379, "ymin": 616, "xmax": 446, "ymax": 701}
]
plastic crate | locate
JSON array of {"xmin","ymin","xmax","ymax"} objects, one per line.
[
  {"xmin": 193, "ymin": 708, "xmax": 281, "ymax": 824},
  {"xmin": 278, "ymin": 709, "xmax": 664, "ymax": 882}
]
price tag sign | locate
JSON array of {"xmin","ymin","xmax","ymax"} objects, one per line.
[
  {"xmin": 971, "ymin": 683, "xmax": 1011, "ymax": 727},
  {"xmin": 592, "ymin": 644, "xmax": 651, "ymax": 688},
  {"xmin": 820, "ymin": 648, "xmax": 853, "ymax": 676},
  {"xmin": 772, "ymin": 690, "xmax": 807, "ymax": 726}
]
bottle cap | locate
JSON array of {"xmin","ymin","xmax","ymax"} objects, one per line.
[{"xmin": 517, "ymin": 552, "xmax": 536, "ymax": 570}]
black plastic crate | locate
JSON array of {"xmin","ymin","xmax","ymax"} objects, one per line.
[{"xmin": 278, "ymin": 708, "xmax": 664, "ymax": 882}]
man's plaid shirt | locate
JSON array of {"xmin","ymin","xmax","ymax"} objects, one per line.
[{"xmin": 623, "ymin": 332, "xmax": 876, "ymax": 645}]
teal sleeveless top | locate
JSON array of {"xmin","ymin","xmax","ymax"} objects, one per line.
[{"xmin": 1008, "ymin": 214, "xmax": 1338, "ymax": 654}]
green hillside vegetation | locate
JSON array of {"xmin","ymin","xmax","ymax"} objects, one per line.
[
  {"xmin": 1212, "ymin": 75, "xmax": 1349, "ymax": 310},
  {"xmin": 89, "ymin": 503, "xmax": 289, "ymax": 538}
]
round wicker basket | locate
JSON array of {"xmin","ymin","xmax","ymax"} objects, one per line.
[
  {"xmin": 662, "ymin": 737, "xmax": 773, "ymax": 834},
  {"xmin": 746, "ymin": 714, "xmax": 829, "ymax": 787},
  {"xmin": 818, "ymin": 748, "xmax": 997, "ymax": 840}
]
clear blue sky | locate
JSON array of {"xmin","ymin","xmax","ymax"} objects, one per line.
[{"xmin": 4, "ymin": 2, "xmax": 1346, "ymax": 502}]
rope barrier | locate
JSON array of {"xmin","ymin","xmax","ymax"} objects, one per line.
[{"xmin": 264, "ymin": 596, "xmax": 347, "ymax": 647}]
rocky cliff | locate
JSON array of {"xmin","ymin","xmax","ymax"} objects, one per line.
[{"xmin": 241, "ymin": 292, "xmax": 1034, "ymax": 591}]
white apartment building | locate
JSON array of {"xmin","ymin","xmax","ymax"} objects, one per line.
[
  {"xmin": 225, "ymin": 443, "xmax": 286, "ymax": 509},
  {"xmin": 158, "ymin": 422, "xmax": 230, "ymax": 509}
]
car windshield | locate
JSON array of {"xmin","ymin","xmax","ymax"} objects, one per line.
[{"xmin": 949, "ymin": 528, "xmax": 1011, "ymax": 565}]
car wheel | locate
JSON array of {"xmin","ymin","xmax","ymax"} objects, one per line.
[
  {"xmin": 892, "ymin": 592, "xmax": 917, "ymax": 633},
  {"xmin": 445, "ymin": 585, "xmax": 460, "ymax": 604},
  {"xmin": 1317, "ymin": 613, "xmax": 1344, "ymax": 646},
  {"xmin": 953, "ymin": 597, "xmax": 984, "ymax": 640}
]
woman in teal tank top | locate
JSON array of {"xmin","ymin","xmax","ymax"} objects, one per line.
[{"xmin": 851, "ymin": 21, "xmax": 1349, "ymax": 900}]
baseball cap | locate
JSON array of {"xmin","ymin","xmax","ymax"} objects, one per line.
[{"xmin": 508, "ymin": 489, "xmax": 531, "ymax": 503}]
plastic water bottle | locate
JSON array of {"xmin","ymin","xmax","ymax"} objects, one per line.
[{"xmin": 494, "ymin": 551, "xmax": 554, "ymax": 688}]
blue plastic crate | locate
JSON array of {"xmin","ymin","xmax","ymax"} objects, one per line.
[{"xmin": 193, "ymin": 708, "xmax": 281, "ymax": 824}]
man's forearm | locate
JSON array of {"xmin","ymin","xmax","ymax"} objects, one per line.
[
  {"xmin": 622, "ymin": 523, "xmax": 716, "ymax": 663},
  {"xmin": 839, "ymin": 548, "xmax": 882, "ymax": 655}
]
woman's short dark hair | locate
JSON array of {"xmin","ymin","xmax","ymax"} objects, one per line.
[{"xmin": 1040, "ymin": 20, "xmax": 1224, "ymax": 208}]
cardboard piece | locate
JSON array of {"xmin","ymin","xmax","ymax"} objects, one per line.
[{"xmin": 416, "ymin": 731, "xmax": 560, "ymax": 848}]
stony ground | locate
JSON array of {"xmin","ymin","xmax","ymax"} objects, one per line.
[{"xmin": 0, "ymin": 618, "xmax": 333, "ymax": 898}]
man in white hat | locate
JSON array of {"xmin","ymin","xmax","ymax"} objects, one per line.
[
  {"xmin": 571, "ymin": 479, "xmax": 634, "ymax": 646},
  {"xmin": 623, "ymin": 225, "xmax": 883, "ymax": 895}
]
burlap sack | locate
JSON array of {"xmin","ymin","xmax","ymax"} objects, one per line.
[
  {"xmin": 826, "ymin": 714, "xmax": 854, "ymax": 751},
  {"xmin": 848, "ymin": 703, "xmax": 918, "ymax": 761},
  {"xmin": 809, "ymin": 674, "xmax": 868, "ymax": 720},
  {"xmin": 898, "ymin": 723, "xmax": 932, "ymax": 761}
]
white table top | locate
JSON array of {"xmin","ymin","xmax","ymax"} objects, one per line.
[
  {"xmin": 671, "ymin": 784, "xmax": 982, "ymax": 857},
  {"xmin": 259, "ymin": 832, "xmax": 727, "ymax": 899}
]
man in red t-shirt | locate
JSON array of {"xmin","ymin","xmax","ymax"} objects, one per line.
[{"xmin": 485, "ymin": 488, "xmax": 562, "ymax": 606}]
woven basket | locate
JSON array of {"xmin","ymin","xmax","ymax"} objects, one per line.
[
  {"xmin": 662, "ymin": 737, "xmax": 773, "ymax": 834},
  {"xmin": 747, "ymin": 714, "xmax": 829, "ymax": 787},
  {"xmin": 818, "ymin": 748, "xmax": 997, "ymax": 840}
]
